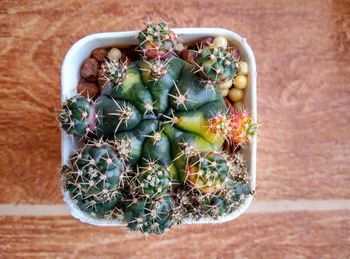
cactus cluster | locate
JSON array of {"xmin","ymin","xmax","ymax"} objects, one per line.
[{"xmin": 59, "ymin": 21, "xmax": 257, "ymax": 234}]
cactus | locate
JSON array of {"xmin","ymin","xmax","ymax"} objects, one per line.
[
  {"xmin": 62, "ymin": 141, "xmax": 124, "ymax": 217},
  {"xmin": 125, "ymin": 196, "xmax": 175, "ymax": 234},
  {"xmin": 209, "ymin": 110, "xmax": 257, "ymax": 145},
  {"xmin": 59, "ymin": 21, "xmax": 257, "ymax": 234},
  {"xmin": 195, "ymin": 47, "xmax": 238, "ymax": 83},
  {"xmin": 186, "ymin": 151, "xmax": 231, "ymax": 194},
  {"xmin": 60, "ymin": 56, "xmax": 228, "ymax": 183},
  {"xmin": 139, "ymin": 58, "xmax": 172, "ymax": 83},
  {"xmin": 137, "ymin": 21, "xmax": 177, "ymax": 59},
  {"xmin": 198, "ymin": 179, "xmax": 253, "ymax": 218},
  {"xmin": 59, "ymin": 95, "xmax": 96, "ymax": 137},
  {"xmin": 135, "ymin": 161, "xmax": 171, "ymax": 198},
  {"xmin": 99, "ymin": 59, "xmax": 128, "ymax": 90},
  {"xmin": 229, "ymin": 111, "xmax": 257, "ymax": 145},
  {"xmin": 199, "ymin": 196, "xmax": 226, "ymax": 217}
]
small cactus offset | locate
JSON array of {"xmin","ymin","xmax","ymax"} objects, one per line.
[
  {"xmin": 195, "ymin": 47, "xmax": 238, "ymax": 83},
  {"xmin": 125, "ymin": 196, "xmax": 175, "ymax": 234},
  {"xmin": 59, "ymin": 95, "xmax": 96, "ymax": 138},
  {"xmin": 199, "ymin": 196, "xmax": 226, "ymax": 217},
  {"xmin": 209, "ymin": 110, "xmax": 258, "ymax": 145},
  {"xmin": 99, "ymin": 59, "xmax": 128, "ymax": 90},
  {"xmin": 186, "ymin": 151, "xmax": 230, "ymax": 194},
  {"xmin": 136, "ymin": 162, "xmax": 171, "ymax": 199},
  {"xmin": 229, "ymin": 111, "xmax": 258, "ymax": 145},
  {"xmin": 59, "ymin": 21, "xmax": 257, "ymax": 234},
  {"xmin": 137, "ymin": 21, "xmax": 177, "ymax": 59}
]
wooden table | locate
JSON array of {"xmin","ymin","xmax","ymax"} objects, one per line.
[{"xmin": 1, "ymin": 0, "xmax": 349, "ymax": 258}]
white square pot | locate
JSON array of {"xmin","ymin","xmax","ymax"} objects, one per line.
[{"xmin": 61, "ymin": 28, "xmax": 257, "ymax": 226}]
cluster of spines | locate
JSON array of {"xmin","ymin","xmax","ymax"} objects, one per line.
[
  {"xmin": 140, "ymin": 58, "xmax": 172, "ymax": 84},
  {"xmin": 99, "ymin": 58, "xmax": 128, "ymax": 90},
  {"xmin": 109, "ymin": 99, "xmax": 136, "ymax": 133},
  {"xmin": 110, "ymin": 135, "xmax": 133, "ymax": 162}
]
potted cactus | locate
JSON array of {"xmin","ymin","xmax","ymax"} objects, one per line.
[{"xmin": 59, "ymin": 21, "xmax": 257, "ymax": 234}]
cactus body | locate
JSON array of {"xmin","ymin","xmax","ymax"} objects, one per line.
[
  {"xmin": 196, "ymin": 47, "xmax": 238, "ymax": 83},
  {"xmin": 61, "ymin": 56, "xmax": 228, "ymax": 184},
  {"xmin": 62, "ymin": 143, "xmax": 124, "ymax": 217},
  {"xmin": 137, "ymin": 22, "xmax": 177, "ymax": 59},
  {"xmin": 187, "ymin": 151, "xmax": 230, "ymax": 193},
  {"xmin": 125, "ymin": 196, "xmax": 175, "ymax": 234},
  {"xmin": 59, "ymin": 95, "xmax": 96, "ymax": 137},
  {"xmin": 136, "ymin": 162, "xmax": 171, "ymax": 198},
  {"xmin": 209, "ymin": 110, "xmax": 258, "ymax": 145}
]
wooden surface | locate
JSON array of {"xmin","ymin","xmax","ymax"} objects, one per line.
[
  {"xmin": 1, "ymin": 211, "xmax": 349, "ymax": 258},
  {"xmin": 0, "ymin": 0, "xmax": 349, "ymax": 258}
]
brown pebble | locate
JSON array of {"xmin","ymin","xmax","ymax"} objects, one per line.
[
  {"xmin": 122, "ymin": 45, "xmax": 140, "ymax": 61},
  {"xmin": 80, "ymin": 58, "xmax": 99, "ymax": 81},
  {"xmin": 199, "ymin": 36, "xmax": 214, "ymax": 48},
  {"xmin": 188, "ymin": 36, "xmax": 214, "ymax": 50},
  {"xmin": 91, "ymin": 48, "xmax": 107, "ymax": 62},
  {"xmin": 181, "ymin": 49, "xmax": 197, "ymax": 64},
  {"xmin": 77, "ymin": 78, "xmax": 100, "ymax": 98}
]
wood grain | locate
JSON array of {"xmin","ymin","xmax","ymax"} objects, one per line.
[
  {"xmin": 0, "ymin": 211, "xmax": 349, "ymax": 258},
  {"xmin": 0, "ymin": 0, "xmax": 349, "ymax": 204}
]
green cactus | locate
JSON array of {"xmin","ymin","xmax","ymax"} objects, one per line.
[
  {"xmin": 137, "ymin": 21, "xmax": 177, "ymax": 59},
  {"xmin": 99, "ymin": 59, "xmax": 128, "ymax": 90},
  {"xmin": 62, "ymin": 141, "xmax": 124, "ymax": 218},
  {"xmin": 125, "ymin": 196, "xmax": 175, "ymax": 234},
  {"xmin": 186, "ymin": 151, "xmax": 231, "ymax": 194},
  {"xmin": 199, "ymin": 196, "xmax": 226, "ymax": 217},
  {"xmin": 196, "ymin": 179, "xmax": 253, "ymax": 218},
  {"xmin": 60, "ymin": 53, "xmax": 229, "ymax": 184},
  {"xmin": 195, "ymin": 47, "xmax": 238, "ymax": 83},
  {"xmin": 136, "ymin": 161, "xmax": 171, "ymax": 198},
  {"xmin": 59, "ymin": 95, "xmax": 96, "ymax": 137}
]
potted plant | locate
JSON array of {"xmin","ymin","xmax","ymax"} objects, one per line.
[{"xmin": 59, "ymin": 21, "xmax": 257, "ymax": 234}]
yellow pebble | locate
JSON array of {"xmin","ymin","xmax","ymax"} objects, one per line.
[
  {"xmin": 212, "ymin": 36, "xmax": 228, "ymax": 49},
  {"xmin": 107, "ymin": 48, "xmax": 122, "ymax": 61},
  {"xmin": 238, "ymin": 61, "xmax": 249, "ymax": 75},
  {"xmin": 219, "ymin": 79, "xmax": 233, "ymax": 90},
  {"xmin": 233, "ymin": 75, "xmax": 248, "ymax": 89},
  {"xmin": 229, "ymin": 88, "xmax": 243, "ymax": 102},
  {"xmin": 221, "ymin": 88, "xmax": 229, "ymax": 97}
]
